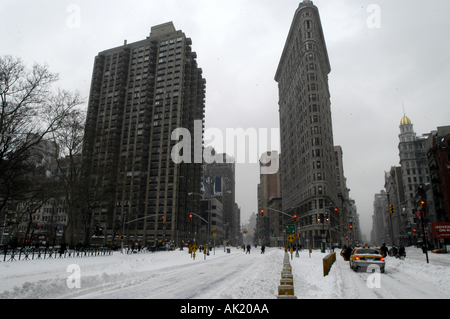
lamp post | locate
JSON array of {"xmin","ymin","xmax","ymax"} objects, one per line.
[{"xmin": 121, "ymin": 212, "xmax": 126, "ymax": 253}]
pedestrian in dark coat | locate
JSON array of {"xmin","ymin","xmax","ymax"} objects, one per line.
[
  {"xmin": 59, "ymin": 242, "xmax": 66, "ymax": 255},
  {"xmin": 261, "ymin": 245, "xmax": 265, "ymax": 254},
  {"xmin": 246, "ymin": 244, "xmax": 251, "ymax": 254},
  {"xmin": 380, "ymin": 243, "xmax": 388, "ymax": 257}
]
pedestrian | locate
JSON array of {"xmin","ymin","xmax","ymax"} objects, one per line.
[
  {"xmin": 59, "ymin": 241, "xmax": 66, "ymax": 255},
  {"xmin": 261, "ymin": 245, "xmax": 265, "ymax": 254},
  {"xmin": 380, "ymin": 243, "xmax": 388, "ymax": 257},
  {"xmin": 340, "ymin": 245, "xmax": 348, "ymax": 260},
  {"xmin": 398, "ymin": 245, "xmax": 406, "ymax": 259},
  {"xmin": 246, "ymin": 244, "xmax": 251, "ymax": 254}
]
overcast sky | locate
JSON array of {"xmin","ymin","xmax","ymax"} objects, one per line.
[{"xmin": 4, "ymin": 0, "xmax": 450, "ymax": 240}]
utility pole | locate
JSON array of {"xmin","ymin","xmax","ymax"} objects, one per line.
[{"xmin": 420, "ymin": 199, "xmax": 429, "ymax": 264}]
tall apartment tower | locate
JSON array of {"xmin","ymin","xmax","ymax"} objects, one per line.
[
  {"xmin": 83, "ymin": 22, "xmax": 206, "ymax": 247},
  {"xmin": 275, "ymin": 1, "xmax": 338, "ymax": 248}
]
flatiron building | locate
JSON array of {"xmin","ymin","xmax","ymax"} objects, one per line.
[{"xmin": 275, "ymin": 1, "xmax": 338, "ymax": 248}]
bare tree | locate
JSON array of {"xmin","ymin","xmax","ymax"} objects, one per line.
[{"xmin": 0, "ymin": 55, "xmax": 83, "ymax": 212}]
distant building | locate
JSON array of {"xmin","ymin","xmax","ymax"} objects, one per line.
[
  {"xmin": 257, "ymin": 151, "xmax": 281, "ymax": 247},
  {"xmin": 202, "ymin": 147, "xmax": 237, "ymax": 245},
  {"xmin": 397, "ymin": 115, "xmax": 431, "ymax": 245},
  {"xmin": 334, "ymin": 146, "xmax": 353, "ymax": 246}
]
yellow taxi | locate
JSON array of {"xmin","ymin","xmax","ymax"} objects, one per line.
[{"xmin": 349, "ymin": 247, "xmax": 385, "ymax": 273}]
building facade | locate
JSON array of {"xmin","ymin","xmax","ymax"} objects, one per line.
[
  {"xmin": 202, "ymin": 147, "xmax": 236, "ymax": 245},
  {"xmin": 334, "ymin": 146, "xmax": 353, "ymax": 246},
  {"xmin": 275, "ymin": 0, "xmax": 338, "ymax": 249},
  {"xmin": 426, "ymin": 126, "xmax": 450, "ymax": 224},
  {"xmin": 257, "ymin": 151, "xmax": 282, "ymax": 247},
  {"xmin": 82, "ymin": 22, "xmax": 205, "ymax": 248},
  {"xmin": 398, "ymin": 115, "xmax": 430, "ymax": 244}
]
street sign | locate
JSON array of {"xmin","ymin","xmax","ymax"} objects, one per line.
[
  {"xmin": 286, "ymin": 224, "xmax": 296, "ymax": 235},
  {"xmin": 287, "ymin": 234, "xmax": 295, "ymax": 243},
  {"xmin": 191, "ymin": 244, "xmax": 198, "ymax": 252}
]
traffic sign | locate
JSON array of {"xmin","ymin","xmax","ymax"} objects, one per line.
[
  {"xmin": 286, "ymin": 224, "xmax": 296, "ymax": 235},
  {"xmin": 287, "ymin": 234, "xmax": 295, "ymax": 243},
  {"xmin": 191, "ymin": 244, "xmax": 198, "ymax": 252}
]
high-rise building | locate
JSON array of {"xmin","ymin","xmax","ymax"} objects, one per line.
[
  {"xmin": 275, "ymin": 0, "xmax": 338, "ymax": 249},
  {"xmin": 398, "ymin": 115, "xmax": 429, "ymax": 239},
  {"xmin": 82, "ymin": 22, "xmax": 205, "ymax": 248}
]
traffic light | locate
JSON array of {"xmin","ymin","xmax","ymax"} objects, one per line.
[
  {"xmin": 349, "ymin": 225, "xmax": 353, "ymax": 231},
  {"xmin": 212, "ymin": 228, "xmax": 216, "ymax": 233},
  {"xmin": 420, "ymin": 200, "xmax": 426, "ymax": 210},
  {"xmin": 260, "ymin": 209, "xmax": 264, "ymax": 217},
  {"xmin": 189, "ymin": 214, "xmax": 193, "ymax": 221},
  {"xmin": 294, "ymin": 214, "xmax": 297, "ymax": 223},
  {"xmin": 334, "ymin": 207, "xmax": 338, "ymax": 214},
  {"xmin": 389, "ymin": 204, "xmax": 393, "ymax": 215}
]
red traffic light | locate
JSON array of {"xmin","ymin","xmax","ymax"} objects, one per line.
[{"xmin": 420, "ymin": 200, "xmax": 426, "ymax": 209}]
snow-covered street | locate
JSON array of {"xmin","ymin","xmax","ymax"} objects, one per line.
[{"xmin": 1, "ymin": 246, "xmax": 449, "ymax": 300}]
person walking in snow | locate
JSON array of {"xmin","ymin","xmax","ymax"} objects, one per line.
[
  {"xmin": 261, "ymin": 245, "xmax": 265, "ymax": 254},
  {"xmin": 246, "ymin": 244, "xmax": 251, "ymax": 254},
  {"xmin": 380, "ymin": 243, "xmax": 388, "ymax": 257}
]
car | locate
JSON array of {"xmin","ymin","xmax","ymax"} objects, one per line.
[{"xmin": 349, "ymin": 247, "xmax": 385, "ymax": 273}]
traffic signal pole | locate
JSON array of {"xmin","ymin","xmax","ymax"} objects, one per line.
[{"xmin": 420, "ymin": 200, "xmax": 429, "ymax": 264}]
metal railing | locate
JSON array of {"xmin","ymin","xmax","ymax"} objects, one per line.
[{"xmin": 1, "ymin": 246, "xmax": 114, "ymax": 262}]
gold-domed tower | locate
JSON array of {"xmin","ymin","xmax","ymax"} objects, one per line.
[{"xmin": 400, "ymin": 115, "xmax": 411, "ymax": 125}]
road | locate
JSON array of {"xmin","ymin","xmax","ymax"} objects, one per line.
[
  {"xmin": 69, "ymin": 248, "xmax": 283, "ymax": 299},
  {"xmin": 1, "ymin": 246, "xmax": 449, "ymax": 299}
]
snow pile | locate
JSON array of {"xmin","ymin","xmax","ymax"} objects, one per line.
[
  {"xmin": 0, "ymin": 250, "xmax": 198, "ymax": 299},
  {"xmin": 388, "ymin": 247, "xmax": 450, "ymax": 291}
]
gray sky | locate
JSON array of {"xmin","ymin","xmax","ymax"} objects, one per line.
[{"xmin": 4, "ymin": 0, "xmax": 450, "ymax": 240}]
